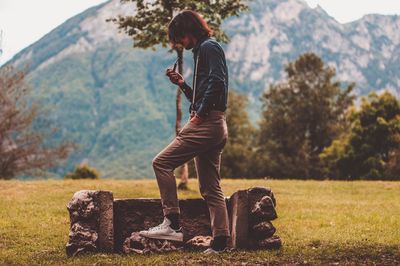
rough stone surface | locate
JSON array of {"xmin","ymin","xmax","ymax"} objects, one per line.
[
  {"xmin": 185, "ymin": 236, "xmax": 213, "ymax": 250},
  {"xmin": 66, "ymin": 222, "xmax": 98, "ymax": 257},
  {"xmin": 123, "ymin": 232, "xmax": 182, "ymax": 254},
  {"xmin": 66, "ymin": 190, "xmax": 114, "ymax": 256},
  {"xmin": 252, "ymin": 221, "xmax": 276, "ymax": 239},
  {"xmin": 67, "ymin": 190, "xmax": 100, "ymax": 224},
  {"xmin": 246, "ymin": 187, "xmax": 280, "ymax": 250},
  {"xmin": 113, "ymin": 198, "xmax": 211, "ymax": 252},
  {"xmin": 251, "ymin": 196, "xmax": 278, "ymax": 221},
  {"xmin": 228, "ymin": 190, "xmax": 249, "ymax": 249},
  {"xmin": 248, "ymin": 187, "xmax": 276, "ymax": 207},
  {"xmin": 258, "ymin": 235, "xmax": 282, "ymax": 250},
  {"xmin": 97, "ymin": 191, "xmax": 114, "ymax": 252}
]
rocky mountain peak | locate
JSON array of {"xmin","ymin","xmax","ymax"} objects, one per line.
[{"xmin": 79, "ymin": 0, "xmax": 133, "ymax": 45}]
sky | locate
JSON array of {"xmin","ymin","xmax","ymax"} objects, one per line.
[{"xmin": 1, "ymin": 0, "xmax": 400, "ymax": 65}]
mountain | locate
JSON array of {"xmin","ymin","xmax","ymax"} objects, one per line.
[
  {"xmin": 8, "ymin": 0, "xmax": 400, "ymax": 178},
  {"xmin": 223, "ymin": 0, "xmax": 400, "ymax": 97}
]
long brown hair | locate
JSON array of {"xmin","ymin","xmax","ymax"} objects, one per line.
[{"xmin": 168, "ymin": 10, "xmax": 212, "ymax": 45}]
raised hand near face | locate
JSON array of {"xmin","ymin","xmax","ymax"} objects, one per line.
[{"xmin": 165, "ymin": 68, "xmax": 185, "ymax": 87}]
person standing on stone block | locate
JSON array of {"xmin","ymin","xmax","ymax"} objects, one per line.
[{"xmin": 139, "ymin": 10, "xmax": 230, "ymax": 254}]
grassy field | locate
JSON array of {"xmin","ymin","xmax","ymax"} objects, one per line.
[{"xmin": 0, "ymin": 179, "xmax": 399, "ymax": 265}]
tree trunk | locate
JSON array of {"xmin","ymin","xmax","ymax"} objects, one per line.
[{"xmin": 175, "ymin": 48, "xmax": 189, "ymax": 190}]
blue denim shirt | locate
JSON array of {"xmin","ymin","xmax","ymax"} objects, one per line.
[{"xmin": 180, "ymin": 37, "xmax": 229, "ymax": 118}]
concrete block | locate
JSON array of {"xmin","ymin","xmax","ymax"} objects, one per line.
[{"xmin": 228, "ymin": 189, "xmax": 249, "ymax": 249}]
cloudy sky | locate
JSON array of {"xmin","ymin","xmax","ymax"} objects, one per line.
[{"xmin": 1, "ymin": 0, "xmax": 400, "ymax": 65}]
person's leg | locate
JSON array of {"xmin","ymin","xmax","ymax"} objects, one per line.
[
  {"xmin": 152, "ymin": 117, "xmax": 226, "ymax": 217},
  {"xmin": 143, "ymin": 112, "xmax": 227, "ymax": 242},
  {"xmin": 195, "ymin": 145, "xmax": 230, "ymax": 249},
  {"xmin": 152, "ymin": 137, "xmax": 189, "ymax": 218},
  {"xmin": 141, "ymin": 121, "xmax": 218, "ymax": 241},
  {"xmin": 140, "ymin": 127, "xmax": 199, "ymax": 241},
  {"xmin": 152, "ymin": 137, "xmax": 194, "ymax": 216}
]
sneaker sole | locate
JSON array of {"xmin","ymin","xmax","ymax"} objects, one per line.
[
  {"xmin": 139, "ymin": 232, "xmax": 183, "ymax": 242},
  {"xmin": 203, "ymin": 247, "xmax": 229, "ymax": 254}
]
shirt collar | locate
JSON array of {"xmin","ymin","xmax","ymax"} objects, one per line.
[{"xmin": 192, "ymin": 35, "xmax": 209, "ymax": 54}]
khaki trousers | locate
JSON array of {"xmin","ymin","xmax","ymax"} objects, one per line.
[{"xmin": 152, "ymin": 110, "xmax": 230, "ymax": 237}]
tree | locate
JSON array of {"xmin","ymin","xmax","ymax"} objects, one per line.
[
  {"xmin": 221, "ymin": 89, "xmax": 256, "ymax": 178},
  {"xmin": 0, "ymin": 66, "xmax": 74, "ymax": 179},
  {"xmin": 257, "ymin": 53, "xmax": 354, "ymax": 179},
  {"xmin": 109, "ymin": 0, "xmax": 247, "ymax": 188},
  {"xmin": 321, "ymin": 91, "xmax": 400, "ymax": 180},
  {"xmin": 385, "ymin": 135, "xmax": 400, "ymax": 179}
]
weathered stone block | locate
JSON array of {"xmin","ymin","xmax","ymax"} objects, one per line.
[
  {"xmin": 228, "ymin": 189, "xmax": 249, "ymax": 249},
  {"xmin": 66, "ymin": 190, "xmax": 114, "ymax": 256},
  {"xmin": 185, "ymin": 236, "xmax": 213, "ymax": 250},
  {"xmin": 97, "ymin": 191, "xmax": 114, "ymax": 252},
  {"xmin": 227, "ymin": 187, "xmax": 280, "ymax": 250},
  {"xmin": 66, "ymin": 186, "xmax": 281, "ymax": 255}
]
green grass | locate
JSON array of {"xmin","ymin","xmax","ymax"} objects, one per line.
[{"xmin": 0, "ymin": 179, "xmax": 399, "ymax": 265}]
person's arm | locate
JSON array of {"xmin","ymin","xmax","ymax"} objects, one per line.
[
  {"xmin": 196, "ymin": 42, "xmax": 226, "ymax": 119},
  {"xmin": 180, "ymin": 81, "xmax": 193, "ymax": 102},
  {"xmin": 166, "ymin": 69, "xmax": 193, "ymax": 102}
]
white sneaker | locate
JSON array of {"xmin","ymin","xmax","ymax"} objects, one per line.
[
  {"xmin": 139, "ymin": 217, "xmax": 183, "ymax": 242},
  {"xmin": 202, "ymin": 247, "xmax": 228, "ymax": 254}
]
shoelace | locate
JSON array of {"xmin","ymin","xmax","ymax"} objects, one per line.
[{"xmin": 148, "ymin": 222, "xmax": 168, "ymax": 232}]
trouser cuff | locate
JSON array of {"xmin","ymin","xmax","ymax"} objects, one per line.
[{"xmin": 163, "ymin": 207, "xmax": 180, "ymax": 216}]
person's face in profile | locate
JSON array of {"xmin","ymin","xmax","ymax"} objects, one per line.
[{"xmin": 171, "ymin": 34, "xmax": 197, "ymax": 50}]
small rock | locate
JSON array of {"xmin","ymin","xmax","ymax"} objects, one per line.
[{"xmin": 185, "ymin": 235, "xmax": 213, "ymax": 250}]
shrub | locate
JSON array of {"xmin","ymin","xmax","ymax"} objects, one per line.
[{"xmin": 64, "ymin": 164, "xmax": 100, "ymax": 179}]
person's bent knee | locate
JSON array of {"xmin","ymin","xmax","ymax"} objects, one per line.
[
  {"xmin": 152, "ymin": 156, "xmax": 164, "ymax": 170},
  {"xmin": 152, "ymin": 156, "xmax": 173, "ymax": 172}
]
